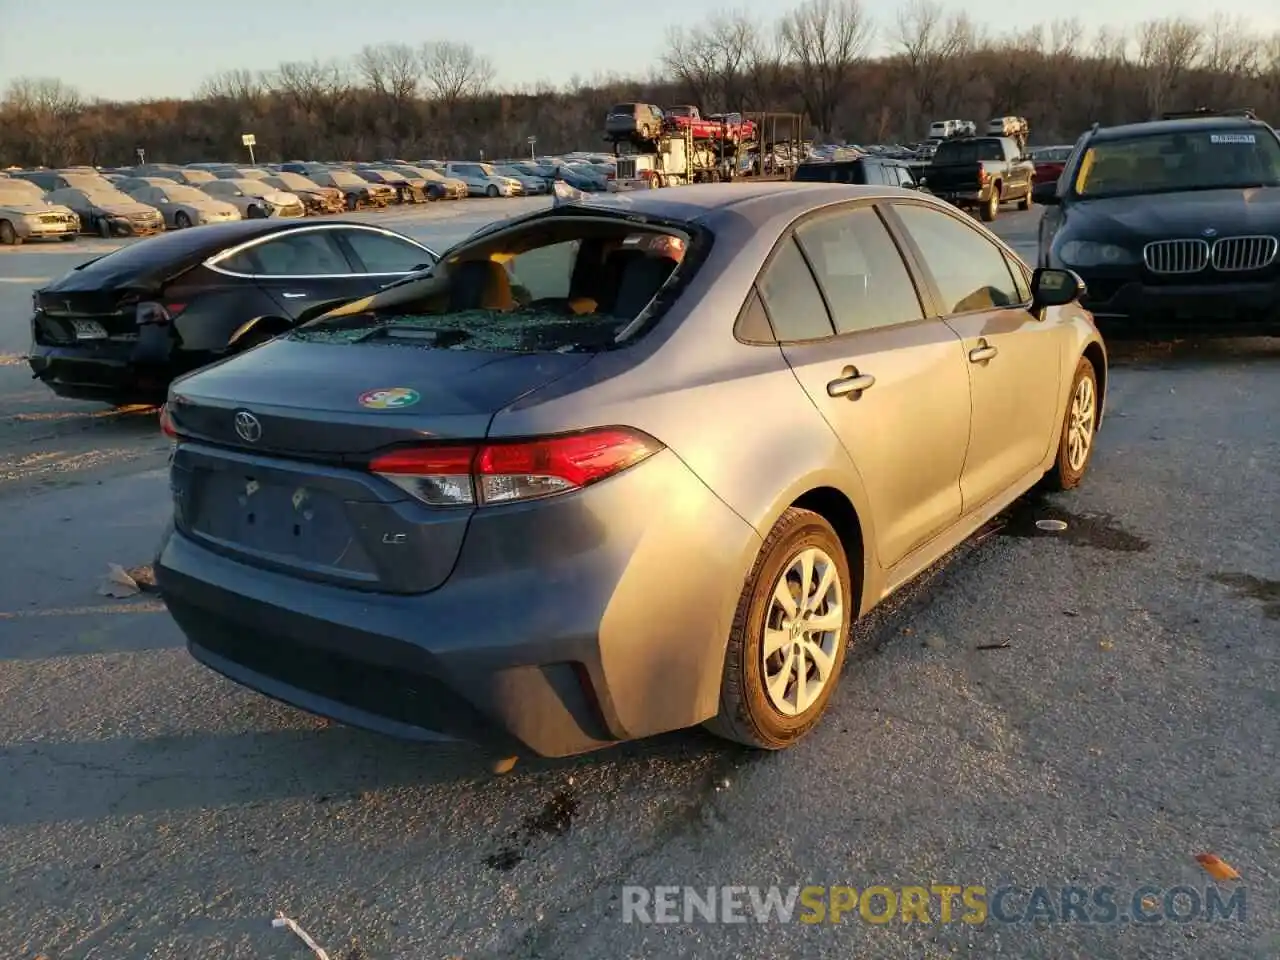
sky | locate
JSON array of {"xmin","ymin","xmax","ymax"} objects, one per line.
[{"xmin": 1, "ymin": 0, "xmax": 1278, "ymax": 103}]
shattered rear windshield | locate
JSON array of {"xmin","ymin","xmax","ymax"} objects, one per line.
[{"xmin": 291, "ymin": 218, "xmax": 702, "ymax": 353}]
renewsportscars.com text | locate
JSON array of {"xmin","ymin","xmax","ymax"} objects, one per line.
[{"xmin": 620, "ymin": 885, "xmax": 1247, "ymax": 925}]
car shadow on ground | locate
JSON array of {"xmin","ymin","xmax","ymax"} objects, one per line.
[{"xmin": 1105, "ymin": 335, "xmax": 1280, "ymax": 368}]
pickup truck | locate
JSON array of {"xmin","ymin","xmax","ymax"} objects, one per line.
[
  {"xmin": 922, "ymin": 136, "xmax": 1035, "ymax": 222},
  {"xmin": 664, "ymin": 105, "xmax": 755, "ymax": 142}
]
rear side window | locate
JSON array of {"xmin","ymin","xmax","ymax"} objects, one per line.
[
  {"xmin": 793, "ymin": 164, "xmax": 835, "ymax": 183},
  {"xmin": 341, "ymin": 229, "xmax": 432, "ymax": 274},
  {"xmin": 795, "ymin": 207, "xmax": 925, "ymax": 334},
  {"xmin": 756, "ymin": 238, "xmax": 834, "ymax": 341},
  {"xmin": 935, "ymin": 140, "xmax": 1003, "ymax": 163}
]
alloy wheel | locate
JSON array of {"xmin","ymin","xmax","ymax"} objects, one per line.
[
  {"xmin": 1067, "ymin": 375, "xmax": 1096, "ymax": 472},
  {"xmin": 762, "ymin": 547, "xmax": 844, "ymax": 717}
]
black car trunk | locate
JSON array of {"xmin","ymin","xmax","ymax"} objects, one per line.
[
  {"xmin": 34, "ymin": 286, "xmax": 149, "ymax": 341},
  {"xmin": 165, "ymin": 338, "xmax": 594, "ymax": 594}
]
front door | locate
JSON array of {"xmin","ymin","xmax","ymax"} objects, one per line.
[
  {"xmin": 887, "ymin": 201, "xmax": 1065, "ymax": 512},
  {"xmin": 235, "ymin": 228, "xmax": 377, "ymax": 320},
  {"xmin": 762, "ymin": 206, "xmax": 972, "ymax": 569}
]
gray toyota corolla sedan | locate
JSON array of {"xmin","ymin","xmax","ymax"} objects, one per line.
[{"xmin": 154, "ymin": 183, "xmax": 1107, "ymax": 759}]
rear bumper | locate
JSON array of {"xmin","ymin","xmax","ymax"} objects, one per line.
[
  {"xmin": 155, "ymin": 449, "xmax": 761, "ymax": 758},
  {"xmin": 1080, "ymin": 275, "xmax": 1280, "ymax": 339},
  {"xmin": 27, "ymin": 334, "xmax": 201, "ymax": 402}
]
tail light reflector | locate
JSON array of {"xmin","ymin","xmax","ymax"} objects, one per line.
[
  {"xmin": 368, "ymin": 428, "xmax": 664, "ymax": 507},
  {"xmin": 158, "ymin": 402, "xmax": 181, "ymax": 439}
]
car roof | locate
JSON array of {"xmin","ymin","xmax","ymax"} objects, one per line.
[
  {"xmin": 1091, "ymin": 115, "xmax": 1269, "ymax": 141},
  {"xmin": 551, "ymin": 182, "xmax": 919, "ymax": 229}
]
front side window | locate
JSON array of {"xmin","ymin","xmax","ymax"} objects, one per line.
[
  {"xmin": 1073, "ymin": 128, "xmax": 1280, "ymax": 198},
  {"xmin": 342, "ymin": 230, "xmax": 432, "ymax": 274},
  {"xmin": 756, "ymin": 238, "xmax": 834, "ymax": 342},
  {"xmin": 892, "ymin": 203, "xmax": 1021, "ymax": 314},
  {"xmin": 250, "ymin": 232, "xmax": 352, "ymax": 276},
  {"xmin": 795, "ymin": 207, "xmax": 925, "ymax": 334}
]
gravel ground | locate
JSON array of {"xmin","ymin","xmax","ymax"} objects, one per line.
[{"xmin": 1, "ymin": 200, "xmax": 1277, "ymax": 960}]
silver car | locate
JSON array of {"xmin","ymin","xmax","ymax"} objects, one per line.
[
  {"xmin": 154, "ymin": 183, "xmax": 1106, "ymax": 759},
  {"xmin": 200, "ymin": 178, "xmax": 305, "ymax": 219},
  {"xmin": 121, "ymin": 181, "xmax": 242, "ymax": 228},
  {"xmin": 443, "ymin": 161, "xmax": 522, "ymax": 197},
  {"xmin": 0, "ymin": 178, "xmax": 79, "ymax": 244}
]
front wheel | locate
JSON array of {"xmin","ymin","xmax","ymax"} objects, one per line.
[
  {"xmin": 486, "ymin": 184, "xmax": 499, "ymax": 198},
  {"xmin": 705, "ymin": 507, "xmax": 854, "ymax": 750},
  {"xmin": 1042, "ymin": 356, "xmax": 1099, "ymax": 491},
  {"xmin": 247, "ymin": 205, "xmax": 266, "ymax": 219},
  {"xmin": 0, "ymin": 219, "xmax": 18, "ymax": 245},
  {"xmin": 174, "ymin": 211, "xmax": 192, "ymax": 229},
  {"xmin": 1017, "ymin": 188, "xmax": 1032, "ymax": 211},
  {"xmin": 97, "ymin": 216, "xmax": 112, "ymax": 238}
]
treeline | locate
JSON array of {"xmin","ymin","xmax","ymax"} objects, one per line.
[{"xmin": 2, "ymin": 0, "xmax": 1279, "ymax": 168}]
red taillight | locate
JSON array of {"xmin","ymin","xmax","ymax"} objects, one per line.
[
  {"xmin": 977, "ymin": 168, "xmax": 990, "ymax": 184},
  {"xmin": 158, "ymin": 402, "xmax": 180, "ymax": 439},
  {"xmin": 368, "ymin": 428, "xmax": 664, "ymax": 507}
]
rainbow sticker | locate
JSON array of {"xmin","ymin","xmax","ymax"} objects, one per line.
[{"xmin": 358, "ymin": 387, "xmax": 421, "ymax": 409}]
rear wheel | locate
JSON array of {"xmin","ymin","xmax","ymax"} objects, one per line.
[
  {"xmin": 1017, "ymin": 188, "xmax": 1032, "ymax": 211},
  {"xmin": 0, "ymin": 220, "xmax": 18, "ymax": 245},
  {"xmin": 1042, "ymin": 356, "xmax": 1099, "ymax": 491},
  {"xmin": 980, "ymin": 187, "xmax": 1000, "ymax": 222},
  {"xmin": 705, "ymin": 507, "xmax": 854, "ymax": 750},
  {"xmin": 174, "ymin": 211, "xmax": 192, "ymax": 229}
]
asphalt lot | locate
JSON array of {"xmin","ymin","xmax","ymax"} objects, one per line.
[{"xmin": 1, "ymin": 198, "xmax": 1278, "ymax": 960}]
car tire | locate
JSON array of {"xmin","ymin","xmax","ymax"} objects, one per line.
[
  {"xmin": 1041, "ymin": 356, "xmax": 1099, "ymax": 492},
  {"xmin": 1017, "ymin": 189, "xmax": 1032, "ymax": 211},
  {"xmin": 174, "ymin": 212, "xmax": 192, "ymax": 229},
  {"xmin": 980, "ymin": 187, "xmax": 1000, "ymax": 222},
  {"xmin": 486, "ymin": 184, "xmax": 499, "ymax": 198},
  {"xmin": 705, "ymin": 507, "xmax": 854, "ymax": 751},
  {"xmin": 0, "ymin": 220, "xmax": 19, "ymax": 245},
  {"xmin": 97, "ymin": 216, "xmax": 112, "ymax": 238},
  {"xmin": 247, "ymin": 205, "xmax": 266, "ymax": 219},
  {"xmin": 59, "ymin": 234, "xmax": 77, "ymax": 242}
]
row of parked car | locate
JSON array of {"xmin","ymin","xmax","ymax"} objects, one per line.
[{"xmin": 0, "ymin": 154, "xmax": 622, "ymax": 244}]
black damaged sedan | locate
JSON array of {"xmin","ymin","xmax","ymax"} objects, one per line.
[
  {"xmin": 28, "ymin": 219, "xmax": 438, "ymax": 404},
  {"xmin": 1036, "ymin": 111, "xmax": 1280, "ymax": 338}
]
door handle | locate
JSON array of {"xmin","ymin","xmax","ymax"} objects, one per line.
[
  {"xmin": 969, "ymin": 342, "xmax": 998, "ymax": 363},
  {"xmin": 280, "ymin": 291, "xmax": 309, "ymax": 299},
  {"xmin": 826, "ymin": 367, "xmax": 876, "ymax": 398}
]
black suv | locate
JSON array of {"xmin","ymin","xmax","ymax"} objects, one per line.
[
  {"xmin": 792, "ymin": 157, "xmax": 919, "ymax": 189},
  {"xmin": 1035, "ymin": 109, "xmax": 1280, "ymax": 338}
]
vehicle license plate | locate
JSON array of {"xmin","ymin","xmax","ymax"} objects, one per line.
[{"xmin": 72, "ymin": 320, "xmax": 108, "ymax": 339}]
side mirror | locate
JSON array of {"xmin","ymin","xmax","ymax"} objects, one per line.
[
  {"xmin": 1032, "ymin": 181, "xmax": 1060, "ymax": 206},
  {"xmin": 1031, "ymin": 267, "xmax": 1085, "ymax": 309}
]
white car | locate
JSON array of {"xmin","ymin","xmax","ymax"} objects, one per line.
[
  {"xmin": 200, "ymin": 178, "xmax": 305, "ymax": 219},
  {"xmin": 443, "ymin": 161, "xmax": 522, "ymax": 197},
  {"xmin": 494, "ymin": 164, "xmax": 549, "ymax": 195}
]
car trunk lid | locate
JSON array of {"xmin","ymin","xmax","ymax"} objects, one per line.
[{"xmin": 165, "ymin": 338, "xmax": 594, "ymax": 594}]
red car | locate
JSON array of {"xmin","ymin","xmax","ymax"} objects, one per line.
[{"xmin": 1032, "ymin": 145, "xmax": 1074, "ymax": 185}]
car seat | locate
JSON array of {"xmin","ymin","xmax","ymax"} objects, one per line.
[
  {"xmin": 448, "ymin": 259, "xmax": 516, "ymax": 311},
  {"xmin": 610, "ymin": 253, "xmax": 678, "ymax": 319}
]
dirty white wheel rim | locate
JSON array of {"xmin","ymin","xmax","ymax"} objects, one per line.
[
  {"xmin": 1067, "ymin": 375, "xmax": 1096, "ymax": 472},
  {"xmin": 763, "ymin": 547, "xmax": 844, "ymax": 717}
]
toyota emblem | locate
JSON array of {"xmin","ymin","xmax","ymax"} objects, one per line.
[{"xmin": 234, "ymin": 411, "xmax": 262, "ymax": 443}]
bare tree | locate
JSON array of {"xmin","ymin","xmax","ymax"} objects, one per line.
[
  {"xmin": 197, "ymin": 69, "xmax": 266, "ymax": 102},
  {"xmin": 780, "ymin": 0, "xmax": 874, "ymax": 135},
  {"xmin": 662, "ymin": 13, "xmax": 759, "ymax": 110},
  {"xmin": 743, "ymin": 21, "xmax": 787, "ymax": 110},
  {"xmin": 356, "ymin": 43, "xmax": 420, "ymax": 148},
  {"xmin": 1135, "ymin": 18, "xmax": 1202, "ymax": 116},
  {"xmin": 893, "ymin": 0, "xmax": 976, "ymax": 127},
  {"xmin": 420, "ymin": 41, "xmax": 494, "ymax": 106},
  {"xmin": 1, "ymin": 77, "xmax": 83, "ymax": 165}
]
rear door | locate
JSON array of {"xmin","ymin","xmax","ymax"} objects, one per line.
[
  {"xmin": 768, "ymin": 202, "xmax": 971, "ymax": 569},
  {"xmin": 885, "ymin": 200, "xmax": 1063, "ymax": 512},
  {"xmin": 214, "ymin": 227, "xmax": 375, "ymax": 320}
]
